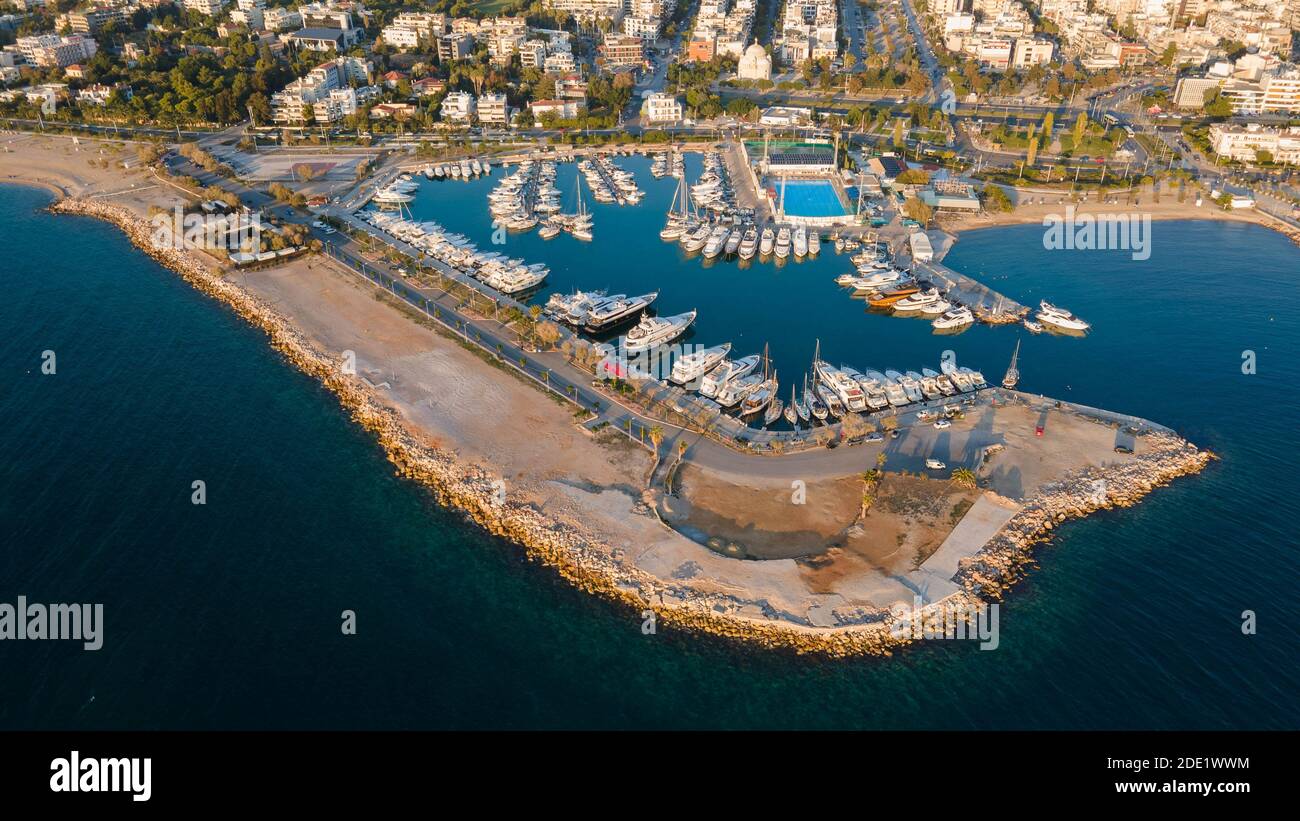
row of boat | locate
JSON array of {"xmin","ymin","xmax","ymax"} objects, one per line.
[
  {"xmin": 835, "ymin": 246, "xmax": 1091, "ymax": 334},
  {"xmin": 544, "ymin": 289, "xmax": 659, "ymax": 334},
  {"xmin": 359, "ymin": 210, "xmax": 549, "ymax": 294},
  {"xmin": 579, "ymin": 155, "xmax": 642, "ymax": 205},
  {"xmin": 649, "ymin": 151, "xmax": 684, "ymax": 179},
  {"xmin": 488, "ymin": 159, "xmax": 552, "ymax": 232},
  {"xmin": 423, "ymin": 159, "xmax": 490, "ymax": 180},
  {"xmin": 371, "ymin": 174, "xmax": 419, "ymax": 206},
  {"xmin": 679, "ymin": 340, "xmax": 991, "ymax": 428},
  {"xmin": 689, "ymin": 151, "xmax": 737, "ymax": 216}
]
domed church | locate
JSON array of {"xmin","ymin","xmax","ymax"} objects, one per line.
[{"xmin": 738, "ymin": 42, "xmax": 772, "ymax": 82}]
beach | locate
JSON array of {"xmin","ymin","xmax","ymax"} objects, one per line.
[{"xmin": 0, "ymin": 134, "xmax": 1214, "ymax": 657}]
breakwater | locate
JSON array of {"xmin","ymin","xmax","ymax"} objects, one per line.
[
  {"xmin": 47, "ymin": 196, "xmax": 1214, "ymax": 658},
  {"xmin": 955, "ymin": 433, "xmax": 1214, "ymax": 598}
]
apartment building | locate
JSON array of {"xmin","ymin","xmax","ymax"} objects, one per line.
[
  {"xmin": 1208, "ymin": 123, "xmax": 1300, "ymax": 164},
  {"xmin": 269, "ymin": 55, "xmax": 374, "ymax": 124},
  {"xmin": 642, "ymin": 91, "xmax": 682, "ymax": 122},
  {"xmin": 779, "ymin": 0, "xmax": 838, "ymax": 64},
  {"xmin": 16, "ymin": 34, "xmax": 98, "ymax": 69},
  {"xmin": 182, "ymin": 0, "xmax": 228, "ymax": 15},
  {"xmin": 440, "ymin": 90, "xmax": 476, "ymax": 122},
  {"xmin": 477, "ymin": 92, "xmax": 510, "ymax": 124},
  {"xmin": 56, "ymin": 7, "xmax": 131, "ymax": 34},
  {"xmin": 544, "ymin": 0, "xmax": 626, "ymax": 25},
  {"xmin": 380, "ymin": 13, "xmax": 448, "ymax": 50},
  {"xmin": 600, "ymin": 34, "xmax": 644, "ymax": 66}
]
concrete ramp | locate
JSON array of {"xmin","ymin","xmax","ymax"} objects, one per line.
[{"xmin": 907, "ymin": 493, "xmax": 1021, "ymax": 594}]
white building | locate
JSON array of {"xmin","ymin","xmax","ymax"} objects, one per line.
[
  {"xmin": 477, "ymin": 92, "xmax": 509, "ymax": 125},
  {"xmin": 183, "ymin": 0, "xmax": 229, "ymax": 16},
  {"xmin": 1208, "ymin": 123, "xmax": 1300, "ymax": 164},
  {"xmin": 642, "ymin": 92, "xmax": 682, "ymax": 122},
  {"xmin": 15, "ymin": 33, "xmax": 97, "ymax": 68},
  {"xmin": 737, "ymin": 41, "xmax": 772, "ymax": 81},
  {"xmin": 440, "ymin": 91, "xmax": 476, "ymax": 122}
]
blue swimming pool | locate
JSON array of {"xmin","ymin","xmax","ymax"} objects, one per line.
[{"xmin": 771, "ymin": 179, "xmax": 849, "ymax": 218}]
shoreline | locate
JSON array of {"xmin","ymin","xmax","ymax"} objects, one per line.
[
  {"xmin": 41, "ymin": 192, "xmax": 1213, "ymax": 657},
  {"xmin": 939, "ymin": 198, "xmax": 1299, "ymax": 242}
]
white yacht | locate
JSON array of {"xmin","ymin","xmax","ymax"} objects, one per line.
[
  {"xmin": 699, "ymin": 354, "xmax": 760, "ymax": 398},
  {"xmin": 893, "ymin": 288, "xmax": 942, "ymax": 311},
  {"xmin": 852, "ymin": 269, "xmax": 903, "ymax": 291},
  {"xmin": 808, "ymin": 231, "xmax": 821, "ymax": 255},
  {"xmin": 585, "ymin": 292, "xmax": 658, "ymax": 333},
  {"xmin": 774, "ymin": 227, "xmax": 792, "ymax": 259},
  {"xmin": 759, "ymin": 226, "xmax": 775, "ymax": 256},
  {"xmin": 724, "ymin": 228, "xmax": 743, "ymax": 256},
  {"xmin": 670, "ymin": 343, "xmax": 731, "ymax": 385},
  {"xmin": 702, "ymin": 226, "xmax": 729, "ymax": 259},
  {"xmin": 921, "ymin": 299, "xmax": 952, "ymax": 316},
  {"xmin": 792, "ymin": 226, "xmax": 808, "ymax": 258},
  {"xmin": 716, "ymin": 371, "xmax": 764, "ymax": 408},
  {"xmin": 1036, "ymin": 300, "xmax": 1090, "ymax": 333},
  {"xmin": 738, "ymin": 227, "xmax": 759, "ymax": 260},
  {"xmin": 682, "ymin": 224, "xmax": 711, "ymax": 253},
  {"xmin": 623, "ymin": 310, "xmax": 696, "ymax": 354},
  {"xmin": 932, "ymin": 306, "xmax": 975, "ymax": 330},
  {"xmin": 879, "ymin": 372, "xmax": 910, "ymax": 407}
]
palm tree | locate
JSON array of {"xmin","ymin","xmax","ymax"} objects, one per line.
[{"xmin": 647, "ymin": 425, "xmax": 665, "ymax": 487}]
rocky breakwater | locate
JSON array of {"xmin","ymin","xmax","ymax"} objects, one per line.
[
  {"xmin": 955, "ymin": 433, "xmax": 1213, "ymax": 599},
  {"xmin": 48, "ymin": 197, "xmax": 922, "ymax": 658}
]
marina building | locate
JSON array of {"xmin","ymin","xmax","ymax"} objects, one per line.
[
  {"xmin": 759, "ymin": 105, "xmax": 812, "ymax": 127},
  {"xmin": 919, "ymin": 180, "xmax": 982, "ymax": 211},
  {"xmin": 909, "ymin": 231, "xmax": 934, "ymax": 262}
]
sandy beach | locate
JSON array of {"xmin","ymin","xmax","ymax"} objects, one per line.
[
  {"xmin": 0, "ymin": 134, "xmax": 1214, "ymax": 656},
  {"xmin": 938, "ymin": 188, "xmax": 1297, "ymax": 238}
]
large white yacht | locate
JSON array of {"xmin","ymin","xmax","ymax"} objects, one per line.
[
  {"xmin": 670, "ymin": 343, "xmax": 731, "ymax": 385},
  {"xmin": 1036, "ymin": 301, "xmax": 1091, "ymax": 332},
  {"xmin": 622, "ymin": 310, "xmax": 696, "ymax": 354}
]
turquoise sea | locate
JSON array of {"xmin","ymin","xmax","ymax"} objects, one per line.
[{"xmin": 2, "ymin": 173, "xmax": 1298, "ymax": 730}]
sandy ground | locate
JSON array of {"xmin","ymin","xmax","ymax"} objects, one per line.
[{"xmin": 0, "ymin": 132, "xmax": 188, "ymax": 215}]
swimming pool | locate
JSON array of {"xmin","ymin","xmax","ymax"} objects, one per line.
[{"xmin": 770, "ymin": 179, "xmax": 850, "ymax": 218}]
